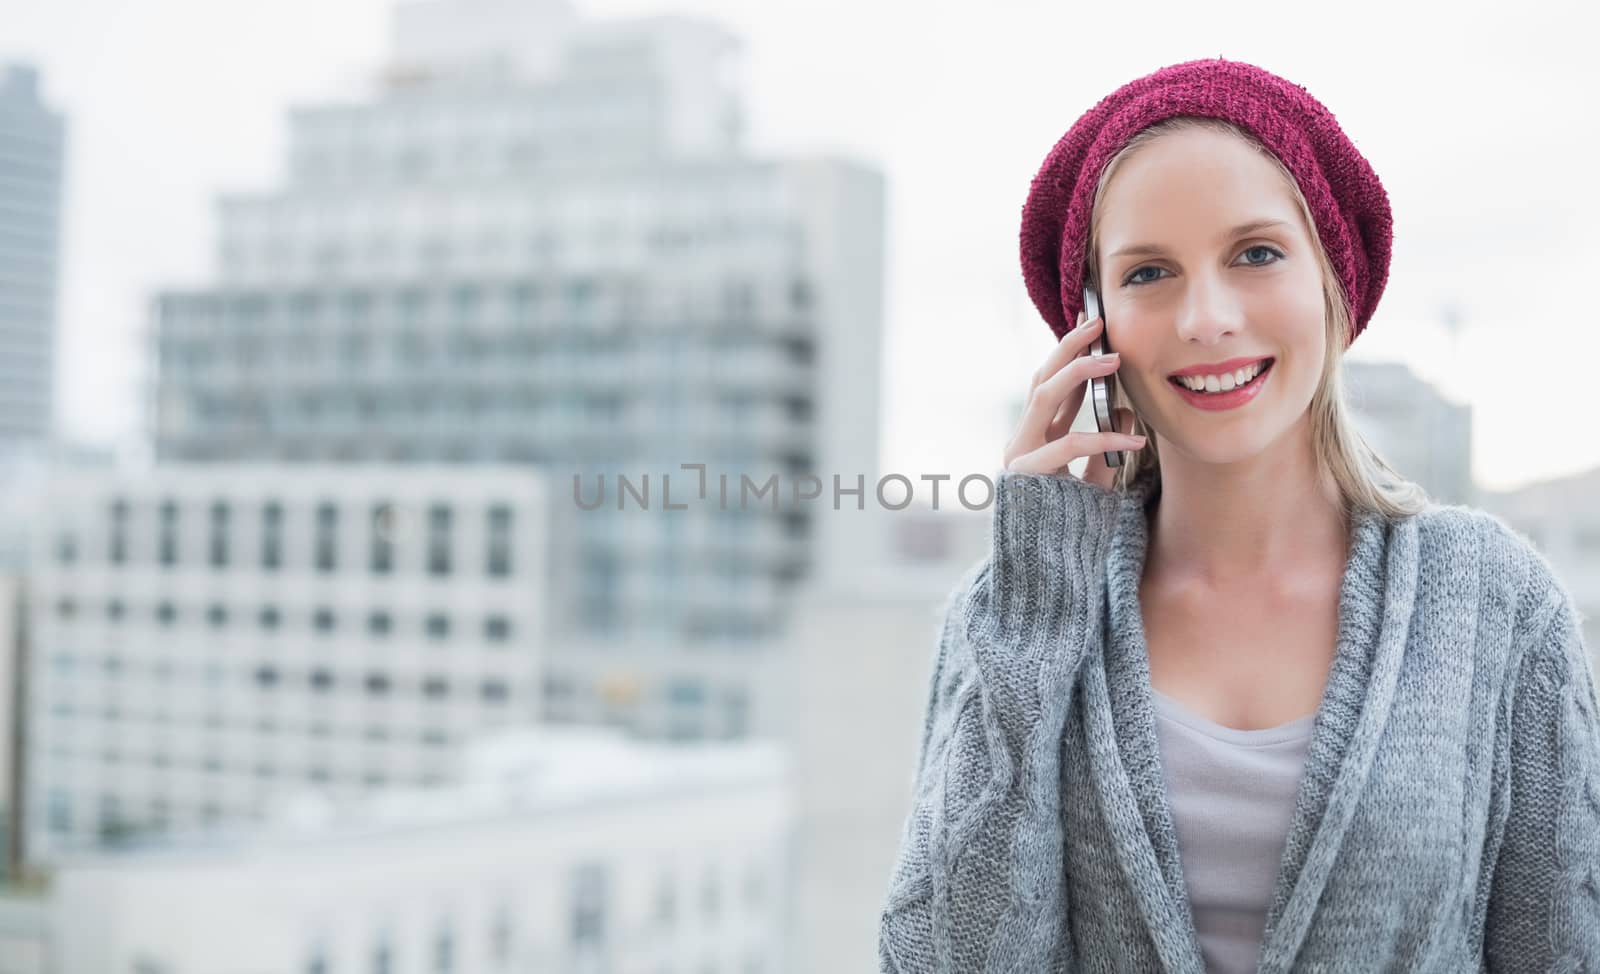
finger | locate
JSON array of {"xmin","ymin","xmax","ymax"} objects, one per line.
[
  {"xmin": 1083, "ymin": 410, "xmax": 1145, "ymax": 490},
  {"xmin": 1028, "ymin": 312, "xmax": 1104, "ymax": 394},
  {"xmin": 1017, "ymin": 351, "xmax": 1122, "ymax": 448},
  {"xmin": 1045, "ymin": 393, "xmax": 1076, "ymax": 442},
  {"xmin": 1005, "ymin": 429, "xmax": 1148, "ymax": 476},
  {"xmin": 1082, "ymin": 442, "xmax": 1120, "ymax": 491}
]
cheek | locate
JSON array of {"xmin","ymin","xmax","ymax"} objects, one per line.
[
  {"xmin": 1275, "ymin": 285, "xmax": 1328, "ymax": 372},
  {"xmin": 1269, "ymin": 268, "xmax": 1327, "ymax": 340},
  {"xmin": 1104, "ymin": 315, "xmax": 1168, "ymax": 411}
]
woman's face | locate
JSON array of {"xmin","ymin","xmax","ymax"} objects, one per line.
[{"xmin": 1095, "ymin": 126, "xmax": 1328, "ymax": 468}]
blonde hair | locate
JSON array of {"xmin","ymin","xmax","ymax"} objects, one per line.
[{"xmin": 1085, "ymin": 115, "xmax": 1429, "ymax": 522}]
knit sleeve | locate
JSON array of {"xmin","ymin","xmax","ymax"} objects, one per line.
[
  {"xmin": 877, "ymin": 472, "xmax": 1122, "ymax": 973},
  {"xmin": 1483, "ymin": 577, "xmax": 1600, "ymax": 971}
]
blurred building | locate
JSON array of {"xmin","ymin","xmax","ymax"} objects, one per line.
[
  {"xmin": 0, "ymin": 64, "xmax": 64, "ymax": 456},
  {"xmin": 47, "ymin": 726, "xmax": 791, "ymax": 974},
  {"xmin": 0, "ymin": 888, "xmax": 47, "ymax": 974},
  {"xmin": 1344, "ymin": 360, "xmax": 1473, "ymax": 505},
  {"xmin": 1, "ymin": 575, "xmax": 23, "ymax": 881},
  {"xmin": 779, "ymin": 503, "xmax": 988, "ymax": 974},
  {"xmin": 22, "ymin": 465, "xmax": 548, "ymax": 868},
  {"xmin": 0, "ymin": 447, "xmax": 112, "ymax": 882},
  {"xmin": 146, "ymin": 0, "xmax": 888, "ymax": 745},
  {"xmin": 1480, "ymin": 465, "xmax": 1600, "ymax": 666}
]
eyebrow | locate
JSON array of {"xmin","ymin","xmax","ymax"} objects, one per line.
[{"xmin": 1106, "ymin": 219, "xmax": 1292, "ymax": 261}]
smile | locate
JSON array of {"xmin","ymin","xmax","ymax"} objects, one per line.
[{"xmin": 1167, "ymin": 358, "xmax": 1274, "ymax": 411}]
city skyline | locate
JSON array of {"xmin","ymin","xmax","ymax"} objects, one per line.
[{"xmin": 7, "ymin": 0, "xmax": 1598, "ymax": 495}]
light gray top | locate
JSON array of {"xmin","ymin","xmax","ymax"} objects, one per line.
[
  {"xmin": 1151, "ymin": 687, "xmax": 1316, "ymax": 974},
  {"xmin": 878, "ymin": 471, "xmax": 1600, "ymax": 972}
]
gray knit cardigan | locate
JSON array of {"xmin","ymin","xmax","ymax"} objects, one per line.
[{"xmin": 878, "ymin": 471, "xmax": 1600, "ymax": 972}]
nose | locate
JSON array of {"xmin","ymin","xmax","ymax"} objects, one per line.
[{"xmin": 1174, "ymin": 271, "xmax": 1245, "ymax": 346}]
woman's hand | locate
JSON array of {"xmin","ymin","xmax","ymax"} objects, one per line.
[{"xmin": 1003, "ymin": 309, "xmax": 1146, "ymax": 490}]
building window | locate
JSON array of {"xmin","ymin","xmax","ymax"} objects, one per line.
[
  {"xmin": 55, "ymin": 597, "xmax": 75, "ymax": 620},
  {"xmin": 655, "ymin": 873, "xmax": 676, "ymax": 925},
  {"xmin": 484, "ymin": 615, "xmax": 511, "ymax": 642},
  {"xmin": 261, "ymin": 502, "xmax": 284, "ymax": 571},
  {"xmin": 109, "ymin": 499, "xmax": 129, "ymax": 565},
  {"xmin": 365, "ymin": 672, "xmax": 391, "ymax": 696},
  {"xmin": 425, "ymin": 613, "xmax": 451, "ymax": 640},
  {"xmin": 259, "ymin": 605, "xmax": 281, "ymax": 630},
  {"xmin": 209, "ymin": 500, "xmax": 230, "ymax": 568},
  {"xmin": 481, "ymin": 679, "xmax": 509, "ymax": 704},
  {"xmin": 422, "ymin": 675, "xmax": 450, "ymax": 700},
  {"xmin": 207, "ymin": 603, "xmax": 229, "ymax": 628},
  {"xmin": 309, "ymin": 668, "xmax": 334, "ymax": 692},
  {"xmin": 368, "ymin": 610, "xmax": 392, "ymax": 637},
  {"xmin": 47, "ymin": 789, "xmax": 70, "ymax": 831},
  {"xmin": 427, "ymin": 505, "xmax": 453, "ymax": 576},
  {"xmin": 158, "ymin": 499, "xmax": 179, "ymax": 567},
  {"xmin": 790, "ymin": 276, "xmax": 813, "ymax": 311},
  {"xmin": 744, "ymin": 862, "xmax": 766, "ymax": 907},
  {"xmin": 315, "ymin": 502, "xmax": 339, "ymax": 572},
  {"xmin": 668, "ymin": 680, "xmax": 706, "ymax": 707},
  {"xmin": 106, "ymin": 599, "xmax": 125, "ymax": 621},
  {"xmin": 433, "ymin": 926, "xmax": 454, "ymax": 974},
  {"xmin": 371, "ymin": 502, "xmax": 396, "ymax": 574},
  {"xmin": 156, "ymin": 602, "xmax": 177, "ymax": 626},
  {"xmin": 701, "ymin": 864, "xmax": 720, "ymax": 919},
  {"xmin": 313, "ymin": 607, "xmax": 337, "ymax": 634},
  {"xmin": 571, "ymin": 862, "xmax": 607, "ymax": 947},
  {"xmin": 56, "ymin": 532, "xmax": 77, "ymax": 565},
  {"xmin": 486, "ymin": 504, "xmax": 513, "ymax": 577},
  {"xmin": 372, "ymin": 937, "xmax": 394, "ymax": 974},
  {"xmin": 490, "ymin": 908, "xmax": 513, "ymax": 966}
]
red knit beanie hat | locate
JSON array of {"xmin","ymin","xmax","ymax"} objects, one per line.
[{"xmin": 1020, "ymin": 58, "xmax": 1393, "ymax": 345}]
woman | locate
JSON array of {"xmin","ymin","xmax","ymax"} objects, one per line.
[{"xmin": 877, "ymin": 59, "xmax": 1599, "ymax": 972}]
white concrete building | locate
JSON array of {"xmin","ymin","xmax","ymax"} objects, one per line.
[
  {"xmin": 0, "ymin": 64, "xmax": 64, "ymax": 454},
  {"xmin": 1480, "ymin": 465, "xmax": 1600, "ymax": 665},
  {"xmin": 23, "ymin": 465, "xmax": 548, "ymax": 868},
  {"xmin": 1345, "ymin": 360, "xmax": 1474, "ymax": 505},
  {"xmin": 48, "ymin": 727, "xmax": 791, "ymax": 974}
]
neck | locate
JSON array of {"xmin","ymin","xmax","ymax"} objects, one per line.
[{"xmin": 1145, "ymin": 417, "xmax": 1348, "ymax": 586}]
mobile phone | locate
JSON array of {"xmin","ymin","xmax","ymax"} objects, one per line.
[{"xmin": 1082, "ymin": 286, "xmax": 1122, "ymax": 468}]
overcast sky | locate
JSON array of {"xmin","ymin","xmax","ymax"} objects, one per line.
[{"xmin": 5, "ymin": 0, "xmax": 1596, "ymax": 492}]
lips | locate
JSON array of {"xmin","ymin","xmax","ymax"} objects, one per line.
[
  {"xmin": 1167, "ymin": 358, "xmax": 1275, "ymax": 412},
  {"xmin": 1167, "ymin": 355, "xmax": 1275, "ymax": 380}
]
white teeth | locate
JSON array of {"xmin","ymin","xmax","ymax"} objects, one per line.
[{"xmin": 1175, "ymin": 361, "xmax": 1267, "ymax": 394}]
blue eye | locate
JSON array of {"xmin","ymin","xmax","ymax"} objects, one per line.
[
  {"xmin": 1123, "ymin": 266, "xmax": 1168, "ymax": 287},
  {"xmin": 1239, "ymin": 245, "xmax": 1284, "ymax": 266}
]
